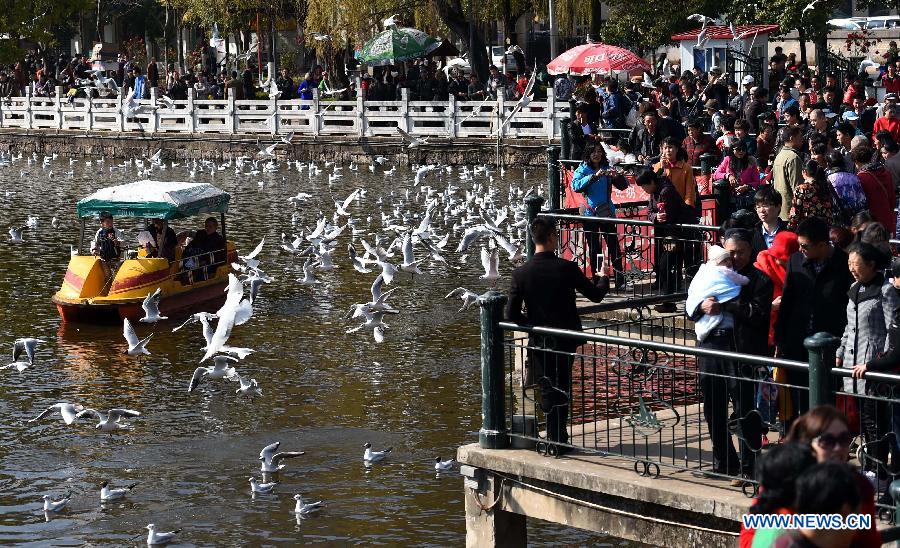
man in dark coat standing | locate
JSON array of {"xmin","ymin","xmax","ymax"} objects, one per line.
[
  {"xmin": 506, "ymin": 218, "xmax": 609, "ymax": 452},
  {"xmin": 688, "ymin": 229, "xmax": 773, "ymax": 481},
  {"xmin": 774, "ymin": 217, "xmax": 853, "ymax": 417}
]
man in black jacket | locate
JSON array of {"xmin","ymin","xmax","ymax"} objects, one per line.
[
  {"xmin": 569, "ymin": 104, "xmax": 598, "ymax": 160},
  {"xmin": 506, "ymin": 218, "xmax": 609, "ymax": 451},
  {"xmin": 688, "ymin": 229, "xmax": 773, "ymax": 480},
  {"xmin": 774, "ymin": 217, "xmax": 853, "ymax": 417}
]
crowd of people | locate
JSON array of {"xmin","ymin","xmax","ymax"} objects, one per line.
[{"xmin": 545, "ymin": 49, "xmax": 900, "ymax": 526}]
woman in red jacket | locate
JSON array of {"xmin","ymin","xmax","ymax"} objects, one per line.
[{"xmin": 853, "ymin": 145, "xmax": 897, "ymax": 235}]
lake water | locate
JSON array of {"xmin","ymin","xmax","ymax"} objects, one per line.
[{"xmin": 0, "ymin": 155, "xmax": 618, "ymax": 545}]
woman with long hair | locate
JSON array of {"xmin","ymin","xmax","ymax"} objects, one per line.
[
  {"xmin": 712, "ymin": 139, "xmax": 761, "ymax": 211},
  {"xmin": 788, "ymin": 160, "xmax": 834, "ymax": 230},
  {"xmin": 571, "ymin": 145, "xmax": 629, "ymax": 287},
  {"xmin": 653, "ymin": 136, "xmax": 697, "ymax": 207}
]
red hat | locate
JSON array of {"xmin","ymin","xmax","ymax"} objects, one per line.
[{"xmin": 768, "ymin": 231, "xmax": 799, "ymax": 262}]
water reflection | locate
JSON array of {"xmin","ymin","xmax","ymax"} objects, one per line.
[{"xmin": 0, "ymin": 156, "xmax": 612, "ymax": 545}]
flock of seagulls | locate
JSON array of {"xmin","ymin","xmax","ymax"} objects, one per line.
[{"xmin": 6, "ymin": 148, "xmax": 540, "ymax": 543}]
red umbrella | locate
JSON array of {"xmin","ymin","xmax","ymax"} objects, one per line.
[{"xmin": 547, "ymin": 43, "xmax": 650, "ymax": 75}]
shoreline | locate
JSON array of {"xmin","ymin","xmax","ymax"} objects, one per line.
[{"xmin": 0, "ymin": 128, "xmax": 554, "ymax": 166}]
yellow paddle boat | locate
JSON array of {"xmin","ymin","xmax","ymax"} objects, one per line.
[{"xmin": 52, "ymin": 180, "xmax": 237, "ymax": 323}]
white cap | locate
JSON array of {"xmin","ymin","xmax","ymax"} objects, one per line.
[
  {"xmin": 741, "ymin": 75, "xmax": 755, "ymax": 86},
  {"xmin": 707, "ymin": 245, "xmax": 731, "ymax": 266}
]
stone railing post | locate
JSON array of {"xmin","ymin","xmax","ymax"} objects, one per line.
[
  {"xmin": 54, "ymin": 86, "xmax": 64, "ymax": 128},
  {"xmin": 547, "ymin": 145, "xmax": 561, "ymax": 211},
  {"xmin": 525, "ymin": 194, "xmax": 545, "ymax": 260},
  {"xmin": 447, "ymin": 94, "xmax": 457, "ymax": 139},
  {"xmin": 400, "ymin": 87, "xmax": 410, "ymax": 134},
  {"xmin": 312, "ymin": 88, "xmax": 320, "ymax": 136},
  {"xmin": 24, "ymin": 87, "xmax": 32, "ymax": 129},
  {"xmin": 148, "ymin": 87, "xmax": 159, "ymax": 133},
  {"xmin": 357, "ymin": 93, "xmax": 366, "ymax": 137},
  {"xmin": 227, "ymin": 93, "xmax": 236, "ymax": 134},
  {"xmin": 478, "ymin": 291, "xmax": 509, "ymax": 450},
  {"xmin": 186, "ymin": 88, "xmax": 196, "ymax": 133},
  {"xmin": 117, "ymin": 91, "xmax": 125, "ymax": 132},
  {"xmin": 804, "ymin": 332, "xmax": 839, "ymax": 408},
  {"xmin": 546, "ymin": 92, "xmax": 556, "ymax": 140}
]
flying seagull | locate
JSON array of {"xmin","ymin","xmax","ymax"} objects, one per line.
[
  {"xmin": 75, "ymin": 408, "xmax": 141, "ymax": 432},
  {"xmin": 27, "ymin": 402, "xmax": 84, "ymax": 425},
  {"xmin": 139, "ymin": 288, "xmax": 168, "ymax": 323},
  {"xmin": 259, "ymin": 441, "xmax": 306, "ymax": 473},
  {"xmin": 122, "ymin": 318, "xmax": 153, "ymax": 357}
]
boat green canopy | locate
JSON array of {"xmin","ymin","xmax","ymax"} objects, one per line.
[{"xmin": 76, "ymin": 181, "xmax": 231, "ymax": 220}]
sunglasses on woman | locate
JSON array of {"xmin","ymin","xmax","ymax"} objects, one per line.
[{"xmin": 812, "ymin": 432, "xmax": 853, "ymax": 449}]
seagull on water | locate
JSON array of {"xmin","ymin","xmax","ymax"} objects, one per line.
[
  {"xmin": 259, "ymin": 441, "xmax": 306, "ymax": 473},
  {"xmin": 435, "ymin": 457, "xmax": 455, "ymax": 472},
  {"xmin": 294, "ymin": 494, "xmax": 324, "ymax": 514},
  {"xmin": 75, "ymin": 408, "xmax": 141, "ymax": 432},
  {"xmin": 139, "ymin": 288, "xmax": 168, "ymax": 323},
  {"xmin": 188, "ymin": 355, "xmax": 239, "ymax": 392},
  {"xmin": 100, "ymin": 481, "xmax": 138, "ymax": 502},
  {"xmin": 249, "ymin": 476, "xmax": 277, "ymax": 494},
  {"xmin": 42, "ymin": 494, "xmax": 70, "ymax": 513},
  {"xmin": 123, "ymin": 318, "xmax": 153, "ymax": 356},
  {"xmin": 363, "ymin": 442, "xmax": 393, "ymax": 464},
  {"xmin": 27, "ymin": 402, "xmax": 84, "ymax": 425},
  {"xmin": 9, "ymin": 226, "xmax": 26, "ymax": 243},
  {"xmin": 146, "ymin": 524, "xmax": 181, "ymax": 545}
]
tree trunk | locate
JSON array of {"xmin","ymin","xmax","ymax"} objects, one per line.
[
  {"xmin": 163, "ymin": 2, "xmax": 169, "ymax": 85},
  {"xmin": 433, "ymin": 0, "xmax": 491, "ymax": 83},
  {"xmin": 590, "ymin": 0, "xmax": 602, "ymax": 42},
  {"xmin": 798, "ymin": 27, "xmax": 807, "ymax": 66}
]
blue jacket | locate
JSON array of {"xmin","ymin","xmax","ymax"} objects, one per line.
[
  {"xmin": 601, "ymin": 91, "xmax": 630, "ymax": 129},
  {"xmin": 571, "ymin": 162, "xmax": 627, "ymax": 214}
]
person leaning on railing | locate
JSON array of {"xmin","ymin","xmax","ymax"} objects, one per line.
[
  {"xmin": 571, "ymin": 145, "xmax": 628, "ymax": 288},
  {"xmin": 505, "ymin": 217, "xmax": 610, "ymax": 454}
]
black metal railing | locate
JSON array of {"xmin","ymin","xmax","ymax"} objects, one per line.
[
  {"xmin": 476, "ymin": 291, "xmax": 900, "ymax": 529},
  {"xmin": 528, "ymin": 209, "xmax": 719, "ymax": 309}
]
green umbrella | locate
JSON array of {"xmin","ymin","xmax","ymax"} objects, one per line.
[{"xmin": 359, "ymin": 27, "xmax": 441, "ymax": 66}]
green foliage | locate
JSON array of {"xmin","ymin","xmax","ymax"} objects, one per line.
[
  {"xmin": 0, "ymin": 0, "xmax": 90, "ymax": 63},
  {"xmin": 601, "ymin": 0, "xmax": 723, "ymax": 50},
  {"xmin": 724, "ymin": 0, "xmax": 843, "ymax": 43}
]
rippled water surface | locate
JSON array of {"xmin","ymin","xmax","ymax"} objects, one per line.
[{"xmin": 0, "ymin": 155, "xmax": 618, "ymax": 545}]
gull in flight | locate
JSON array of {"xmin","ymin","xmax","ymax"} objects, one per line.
[
  {"xmin": 146, "ymin": 524, "xmax": 181, "ymax": 546},
  {"xmin": 497, "ymin": 65, "xmax": 537, "ymax": 133},
  {"xmin": 801, "ymin": 0, "xmax": 821, "ymax": 17},
  {"xmin": 400, "ymin": 233, "xmax": 424, "ymax": 277},
  {"xmin": 367, "ymin": 274, "xmax": 398, "ymax": 312},
  {"xmin": 259, "ymin": 441, "xmax": 306, "ymax": 473},
  {"xmin": 298, "ymin": 257, "xmax": 320, "ymax": 285},
  {"xmin": 373, "ymin": 156, "xmax": 389, "ymax": 164},
  {"xmin": 280, "ymin": 132, "xmax": 295, "ymax": 145},
  {"xmin": 27, "ymin": 402, "xmax": 84, "ymax": 425},
  {"xmin": 492, "ymin": 233, "xmax": 523, "ymax": 262},
  {"xmin": 434, "ymin": 457, "xmax": 455, "ymax": 472},
  {"xmin": 312, "ymin": 33, "xmax": 331, "ymax": 41},
  {"xmin": 139, "ymin": 288, "xmax": 168, "ymax": 323},
  {"xmin": 257, "ymin": 143, "xmax": 278, "ymax": 158},
  {"xmin": 348, "ymin": 243, "xmax": 373, "ymax": 274},
  {"xmin": 383, "ymin": 14, "xmax": 400, "ymax": 28},
  {"xmin": 75, "ymin": 408, "xmax": 141, "ymax": 432},
  {"xmin": 480, "ymin": 247, "xmax": 500, "ymax": 281},
  {"xmin": 11, "ymin": 337, "xmax": 42, "ymax": 366},
  {"xmin": 201, "ymin": 274, "xmax": 253, "ymax": 362},
  {"xmin": 8, "ymin": 226, "xmax": 26, "ymax": 243},
  {"xmin": 346, "ymin": 309, "xmax": 392, "ymax": 343},
  {"xmin": 445, "ymin": 287, "xmax": 480, "ymax": 312},
  {"xmin": 238, "ymin": 238, "xmax": 265, "ymax": 270},
  {"xmin": 334, "ymin": 189, "xmax": 361, "ymax": 216},
  {"xmin": 42, "ymin": 494, "xmax": 70, "ymax": 513},
  {"xmin": 171, "ymin": 312, "xmax": 217, "ymax": 333},
  {"xmin": 249, "ymin": 477, "xmax": 277, "ymax": 494},
  {"xmin": 100, "ymin": 481, "xmax": 138, "ymax": 502},
  {"xmin": 294, "ymin": 494, "xmax": 324, "ymax": 514},
  {"xmin": 235, "ymin": 375, "xmax": 262, "ymax": 397},
  {"xmin": 123, "ymin": 318, "xmax": 153, "ymax": 357},
  {"xmin": 396, "ymin": 127, "xmax": 428, "ymax": 148},
  {"xmin": 188, "ymin": 355, "xmax": 239, "ymax": 392},
  {"xmin": 686, "ymin": 13, "xmax": 724, "ymax": 25},
  {"xmin": 363, "ymin": 442, "xmax": 393, "ymax": 464}
]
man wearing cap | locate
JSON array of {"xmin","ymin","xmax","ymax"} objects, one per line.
[
  {"xmin": 877, "ymin": 92, "xmax": 898, "ymax": 120},
  {"xmin": 740, "ymin": 75, "xmax": 755, "ymax": 107},
  {"xmin": 873, "ymin": 102, "xmax": 900, "ymax": 145}
]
